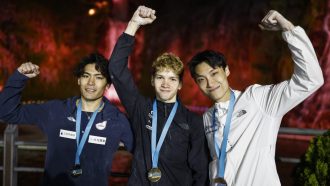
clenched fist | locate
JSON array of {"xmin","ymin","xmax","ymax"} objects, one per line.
[
  {"xmin": 125, "ymin": 6, "xmax": 156, "ymax": 36},
  {"xmin": 131, "ymin": 6, "xmax": 156, "ymax": 26},
  {"xmin": 17, "ymin": 62, "xmax": 40, "ymax": 78},
  {"xmin": 259, "ymin": 10, "xmax": 294, "ymax": 31}
]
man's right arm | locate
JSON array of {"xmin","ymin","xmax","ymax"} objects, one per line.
[
  {"xmin": 0, "ymin": 63, "xmax": 47, "ymax": 129},
  {"xmin": 108, "ymin": 6, "xmax": 156, "ymax": 116}
]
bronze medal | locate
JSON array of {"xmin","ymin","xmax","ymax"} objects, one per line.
[
  {"xmin": 147, "ymin": 168, "xmax": 161, "ymax": 182},
  {"xmin": 213, "ymin": 177, "xmax": 227, "ymax": 185}
]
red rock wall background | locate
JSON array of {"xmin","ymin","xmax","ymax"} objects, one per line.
[{"xmin": 0, "ymin": 0, "xmax": 329, "ymax": 129}]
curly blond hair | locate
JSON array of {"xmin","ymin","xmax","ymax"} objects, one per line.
[{"xmin": 151, "ymin": 53, "xmax": 184, "ymax": 80}]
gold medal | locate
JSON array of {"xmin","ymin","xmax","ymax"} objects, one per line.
[
  {"xmin": 213, "ymin": 177, "xmax": 227, "ymax": 185},
  {"xmin": 147, "ymin": 168, "xmax": 161, "ymax": 182}
]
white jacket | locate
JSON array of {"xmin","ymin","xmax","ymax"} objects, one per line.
[{"xmin": 203, "ymin": 26, "xmax": 324, "ymax": 186}]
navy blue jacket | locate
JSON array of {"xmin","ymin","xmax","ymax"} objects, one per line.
[
  {"xmin": 109, "ymin": 33, "xmax": 209, "ymax": 186},
  {"xmin": 0, "ymin": 71, "xmax": 133, "ymax": 186}
]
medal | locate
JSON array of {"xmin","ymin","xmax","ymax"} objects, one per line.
[
  {"xmin": 70, "ymin": 164, "xmax": 82, "ymax": 177},
  {"xmin": 213, "ymin": 177, "xmax": 227, "ymax": 185},
  {"xmin": 147, "ymin": 167, "xmax": 161, "ymax": 182}
]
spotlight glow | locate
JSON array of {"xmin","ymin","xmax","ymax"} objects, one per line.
[{"xmin": 88, "ymin": 8, "xmax": 96, "ymax": 16}]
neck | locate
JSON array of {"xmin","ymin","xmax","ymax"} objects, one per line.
[
  {"xmin": 156, "ymin": 96, "xmax": 177, "ymax": 103},
  {"xmin": 215, "ymin": 89, "xmax": 231, "ymax": 103},
  {"xmin": 81, "ymin": 97, "xmax": 103, "ymax": 112}
]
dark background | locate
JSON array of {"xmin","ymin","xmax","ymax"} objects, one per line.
[{"xmin": 1, "ymin": 0, "xmax": 329, "ymax": 129}]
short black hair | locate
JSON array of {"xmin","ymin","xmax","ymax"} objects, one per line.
[
  {"xmin": 74, "ymin": 53, "xmax": 111, "ymax": 84},
  {"xmin": 188, "ymin": 50, "xmax": 227, "ymax": 79}
]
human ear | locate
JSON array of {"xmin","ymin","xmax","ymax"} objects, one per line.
[
  {"xmin": 225, "ymin": 67, "xmax": 230, "ymax": 77},
  {"xmin": 178, "ymin": 81, "xmax": 182, "ymax": 90}
]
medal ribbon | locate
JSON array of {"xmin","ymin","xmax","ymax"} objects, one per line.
[
  {"xmin": 212, "ymin": 90, "xmax": 235, "ymax": 179},
  {"xmin": 75, "ymin": 99, "xmax": 102, "ymax": 165},
  {"xmin": 151, "ymin": 100, "xmax": 178, "ymax": 168}
]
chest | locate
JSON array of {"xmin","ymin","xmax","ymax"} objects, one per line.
[
  {"xmin": 46, "ymin": 112, "xmax": 122, "ymax": 154},
  {"xmin": 205, "ymin": 98, "xmax": 278, "ymax": 157},
  {"xmin": 138, "ymin": 106, "xmax": 191, "ymax": 162}
]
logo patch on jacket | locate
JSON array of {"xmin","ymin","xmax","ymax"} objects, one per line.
[
  {"xmin": 146, "ymin": 110, "xmax": 153, "ymax": 130},
  {"xmin": 147, "ymin": 111, "xmax": 153, "ymax": 124},
  {"xmin": 145, "ymin": 125, "xmax": 152, "ymax": 131},
  {"xmin": 67, "ymin": 116, "xmax": 76, "ymax": 122},
  {"xmin": 59, "ymin": 129, "xmax": 76, "ymax": 139},
  {"xmin": 95, "ymin": 121, "xmax": 107, "ymax": 130},
  {"xmin": 236, "ymin": 110, "xmax": 247, "ymax": 117},
  {"xmin": 88, "ymin": 135, "xmax": 106, "ymax": 145}
]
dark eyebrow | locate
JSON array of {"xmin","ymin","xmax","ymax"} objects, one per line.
[
  {"xmin": 210, "ymin": 68, "xmax": 219, "ymax": 73},
  {"xmin": 83, "ymin": 71, "xmax": 103, "ymax": 76},
  {"xmin": 195, "ymin": 71, "xmax": 209, "ymax": 78},
  {"xmin": 195, "ymin": 67, "xmax": 218, "ymax": 78},
  {"xmin": 95, "ymin": 74, "xmax": 104, "ymax": 77}
]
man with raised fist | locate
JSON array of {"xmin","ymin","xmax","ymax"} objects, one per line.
[{"xmin": 0, "ymin": 53, "xmax": 133, "ymax": 186}]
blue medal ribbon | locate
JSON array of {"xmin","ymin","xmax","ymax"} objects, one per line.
[
  {"xmin": 75, "ymin": 99, "xmax": 102, "ymax": 165},
  {"xmin": 151, "ymin": 100, "xmax": 178, "ymax": 168},
  {"xmin": 212, "ymin": 90, "xmax": 235, "ymax": 179}
]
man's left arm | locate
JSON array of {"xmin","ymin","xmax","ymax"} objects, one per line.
[
  {"xmin": 188, "ymin": 114, "xmax": 209, "ymax": 186},
  {"xmin": 253, "ymin": 10, "xmax": 324, "ymax": 117}
]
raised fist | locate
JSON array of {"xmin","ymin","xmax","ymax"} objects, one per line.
[
  {"xmin": 259, "ymin": 10, "xmax": 294, "ymax": 31},
  {"xmin": 17, "ymin": 62, "xmax": 40, "ymax": 78},
  {"xmin": 130, "ymin": 6, "xmax": 156, "ymax": 26}
]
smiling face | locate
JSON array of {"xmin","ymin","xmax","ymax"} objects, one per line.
[
  {"xmin": 151, "ymin": 69, "xmax": 182, "ymax": 103},
  {"xmin": 194, "ymin": 62, "xmax": 231, "ymax": 103},
  {"xmin": 78, "ymin": 63, "xmax": 109, "ymax": 103}
]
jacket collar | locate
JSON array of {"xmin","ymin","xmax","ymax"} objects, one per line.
[{"xmin": 67, "ymin": 96, "xmax": 121, "ymax": 121}]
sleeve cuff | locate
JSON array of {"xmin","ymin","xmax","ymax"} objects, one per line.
[
  {"xmin": 7, "ymin": 70, "xmax": 29, "ymax": 83},
  {"xmin": 121, "ymin": 32, "xmax": 136, "ymax": 43},
  {"xmin": 282, "ymin": 26, "xmax": 304, "ymax": 40}
]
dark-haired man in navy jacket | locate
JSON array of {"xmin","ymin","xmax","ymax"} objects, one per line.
[{"xmin": 0, "ymin": 53, "xmax": 133, "ymax": 186}]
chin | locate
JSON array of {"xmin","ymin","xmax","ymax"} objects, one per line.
[
  {"xmin": 158, "ymin": 96, "xmax": 172, "ymax": 102},
  {"xmin": 158, "ymin": 94, "xmax": 168, "ymax": 100},
  {"xmin": 159, "ymin": 97, "xmax": 169, "ymax": 102}
]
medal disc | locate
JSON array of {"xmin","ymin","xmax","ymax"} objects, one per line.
[
  {"xmin": 70, "ymin": 164, "xmax": 82, "ymax": 177},
  {"xmin": 147, "ymin": 168, "xmax": 161, "ymax": 182},
  {"xmin": 213, "ymin": 177, "xmax": 227, "ymax": 185}
]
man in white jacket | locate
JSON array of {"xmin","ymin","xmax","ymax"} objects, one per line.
[{"xmin": 188, "ymin": 10, "xmax": 324, "ymax": 186}]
